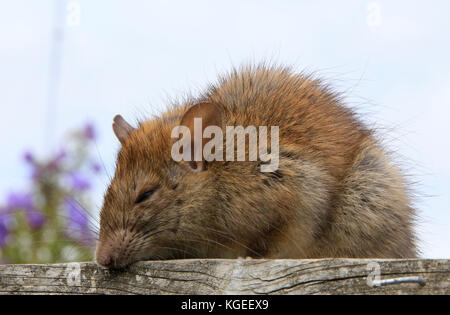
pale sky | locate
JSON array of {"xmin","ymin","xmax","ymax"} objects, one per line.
[{"xmin": 1, "ymin": 0, "xmax": 449, "ymax": 257}]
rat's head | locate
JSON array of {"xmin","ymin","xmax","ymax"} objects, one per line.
[{"xmin": 95, "ymin": 102, "xmax": 225, "ymax": 269}]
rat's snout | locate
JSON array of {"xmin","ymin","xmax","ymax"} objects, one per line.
[
  {"xmin": 95, "ymin": 229, "xmax": 136, "ymax": 269},
  {"xmin": 95, "ymin": 239, "xmax": 117, "ymax": 269},
  {"xmin": 96, "ymin": 249, "xmax": 113, "ymax": 268}
]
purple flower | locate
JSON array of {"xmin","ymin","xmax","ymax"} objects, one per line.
[
  {"xmin": 91, "ymin": 161, "xmax": 102, "ymax": 174},
  {"xmin": 30, "ymin": 167, "xmax": 42, "ymax": 182},
  {"xmin": 27, "ymin": 211, "xmax": 46, "ymax": 229},
  {"xmin": 5, "ymin": 191, "xmax": 45, "ymax": 229},
  {"xmin": 63, "ymin": 198, "xmax": 94, "ymax": 245},
  {"xmin": 23, "ymin": 151, "xmax": 35, "ymax": 164},
  {"xmin": 47, "ymin": 149, "xmax": 66, "ymax": 171},
  {"xmin": 64, "ymin": 198, "xmax": 89, "ymax": 230},
  {"xmin": 23, "ymin": 150, "xmax": 42, "ymax": 181},
  {"xmin": 54, "ymin": 149, "xmax": 67, "ymax": 162},
  {"xmin": 83, "ymin": 123, "xmax": 96, "ymax": 140},
  {"xmin": 6, "ymin": 192, "xmax": 34, "ymax": 212},
  {"xmin": 0, "ymin": 215, "xmax": 10, "ymax": 248},
  {"xmin": 69, "ymin": 172, "xmax": 91, "ymax": 191}
]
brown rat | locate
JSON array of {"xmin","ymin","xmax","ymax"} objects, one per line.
[{"xmin": 95, "ymin": 65, "xmax": 418, "ymax": 268}]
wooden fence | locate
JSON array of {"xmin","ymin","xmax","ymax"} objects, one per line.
[{"xmin": 0, "ymin": 258, "xmax": 448, "ymax": 294}]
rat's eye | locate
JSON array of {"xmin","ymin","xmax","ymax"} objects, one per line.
[{"xmin": 135, "ymin": 188, "xmax": 157, "ymax": 204}]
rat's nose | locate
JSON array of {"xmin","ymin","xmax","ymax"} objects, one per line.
[
  {"xmin": 97, "ymin": 254, "xmax": 113, "ymax": 268},
  {"xmin": 95, "ymin": 240, "xmax": 116, "ymax": 268},
  {"xmin": 96, "ymin": 229, "xmax": 134, "ymax": 269}
]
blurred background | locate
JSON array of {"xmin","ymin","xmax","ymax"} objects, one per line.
[{"xmin": 0, "ymin": 0, "xmax": 449, "ymax": 263}]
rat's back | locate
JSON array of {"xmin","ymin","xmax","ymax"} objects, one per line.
[{"xmin": 200, "ymin": 65, "xmax": 418, "ymax": 258}]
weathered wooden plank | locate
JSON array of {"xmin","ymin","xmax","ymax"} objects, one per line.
[{"xmin": 0, "ymin": 259, "xmax": 448, "ymax": 295}]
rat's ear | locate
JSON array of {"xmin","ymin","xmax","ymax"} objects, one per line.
[
  {"xmin": 178, "ymin": 102, "xmax": 222, "ymax": 172},
  {"xmin": 113, "ymin": 115, "xmax": 135, "ymax": 145}
]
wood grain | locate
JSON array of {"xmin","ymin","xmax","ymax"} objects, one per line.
[{"xmin": 0, "ymin": 259, "xmax": 448, "ymax": 295}]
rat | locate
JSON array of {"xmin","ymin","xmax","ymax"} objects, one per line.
[{"xmin": 95, "ymin": 65, "xmax": 418, "ymax": 269}]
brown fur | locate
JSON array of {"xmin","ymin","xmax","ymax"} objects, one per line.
[{"xmin": 96, "ymin": 65, "xmax": 417, "ymax": 268}]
